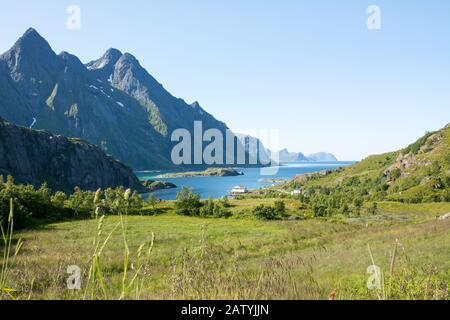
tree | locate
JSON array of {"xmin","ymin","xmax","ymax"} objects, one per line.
[
  {"xmin": 175, "ymin": 187, "xmax": 202, "ymax": 216},
  {"xmin": 51, "ymin": 191, "xmax": 67, "ymax": 208}
]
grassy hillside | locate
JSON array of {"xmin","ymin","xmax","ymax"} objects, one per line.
[{"xmin": 282, "ymin": 124, "xmax": 450, "ymax": 216}]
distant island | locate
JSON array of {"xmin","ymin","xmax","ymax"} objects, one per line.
[
  {"xmin": 235, "ymin": 134, "xmax": 337, "ymax": 164},
  {"xmin": 267, "ymin": 149, "xmax": 338, "ymax": 163},
  {"xmin": 156, "ymin": 168, "xmax": 244, "ymax": 178}
]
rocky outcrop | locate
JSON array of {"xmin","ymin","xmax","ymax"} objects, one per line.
[
  {"xmin": 0, "ymin": 117, "xmax": 144, "ymax": 193},
  {"xmin": 293, "ymin": 169, "xmax": 337, "ymax": 184},
  {"xmin": 141, "ymin": 180, "xmax": 177, "ymax": 192}
]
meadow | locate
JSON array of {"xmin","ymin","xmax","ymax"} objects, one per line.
[{"xmin": 2, "ymin": 199, "xmax": 450, "ymax": 300}]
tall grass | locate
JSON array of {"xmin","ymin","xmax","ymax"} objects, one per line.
[
  {"xmin": 1, "ymin": 197, "xmax": 449, "ymax": 300},
  {"xmin": 341, "ymin": 242, "xmax": 449, "ymax": 300},
  {"xmin": 1, "ymin": 199, "xmax": 24, "ymax": 299},
  {"xmin": 168, "ymin": 224, "xmax": 324, "ymax": 300},
  {"xmin": 82, "ymin": 189, "xmax": 155, "ymax": 300}
]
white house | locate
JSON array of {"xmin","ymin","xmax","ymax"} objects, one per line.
[
  {"xmin": 291, "ymin": 189, "xmax": 302, "ymax": 196},
  {"xmin": 230, "ymin": 186, "xmax": 248, "ymax": 196}
]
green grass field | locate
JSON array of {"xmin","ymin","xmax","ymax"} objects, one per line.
[{"xmin": 3, "ymin": 199, "xmax": 450, "ymax": 300}]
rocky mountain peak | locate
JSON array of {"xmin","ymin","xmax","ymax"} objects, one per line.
[
  {"xmin": 190, "ymin": 101, "xmax": 202, "ymax": 109},
  {"xmin": 2, "ymin": 28, "xmax": 56, "ymax": 66},
  {"xmin": 86, "ymin": 48, "xmax": 122, "ymax": 71},
  {"xmin": 16, "ymin": 28, "xmax": 49, "ymax": 48},
  {"xmin": 0, "ymin": 28, "xmax": 251, "ymax": 169},
  {"xmin": 120, "ymin": 52, "xmax": 140, "ymax": 65}
]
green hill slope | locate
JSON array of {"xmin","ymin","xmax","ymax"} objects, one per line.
[{"xmin": 284, "ymin": 124, "xmax": 450, "ymax": 216}]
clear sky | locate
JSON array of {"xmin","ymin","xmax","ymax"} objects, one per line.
[{"xmin": 0, "ymin": 0, "xmax": 449, "ymax": 161}]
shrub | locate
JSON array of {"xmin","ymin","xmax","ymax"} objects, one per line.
[
  {"xmin": 146, "ymin": 194, "xmax": 158, "ymax": 208},
  {"xmin": 368, "ymin": 202, "xmax": 378, "ymax": 215},
  {"xmin": 0, "ymin": 175, "xmax": 145, "ymax": 229},
  {"xmin": 200, "ymin": 197, "xmax": 231, "ymax": 218},
  {"xmin": 219, "ymin": 196, "xmax": 231, "ymax": 208},
  {"xmin": 274, "ymin": 200, "xmax": 286, "ymax": 217},
  {"xmin": 390, "ymin": 169, "xmax": 402, "ymax": 181},
  {"xmin": 175, "ymin": 187, "xmax": 202, "ymax": 216},
  {"xmin": 253, "ymin": 205, "xmax": 277, "ymax": 220},
  {"xmin": 403, "ymin": 131, "xmax": 433, "ymax": 155}
]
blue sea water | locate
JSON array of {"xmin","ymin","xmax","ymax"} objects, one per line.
[{"xmin": 136, "ymin": 162, "xmax": 355, "ymax": 200}]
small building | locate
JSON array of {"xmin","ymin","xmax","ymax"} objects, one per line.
[
  {"xmin": 230, "ymin": 185, "xmax": 248, "ymax": 196},
  {"xmin": 291, "ymin": 189, "xmax": 302, "ymax": 196}
]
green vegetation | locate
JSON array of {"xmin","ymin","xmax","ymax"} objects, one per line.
[
  {"xmin": 253, "ymin": 200, "xmax": 287, "ymax": 220},
  {"xmin": 0, "ymin": 175, "xmax": 144, "ymax": 229},
  {"xmin": 174, "ymin": 187, "xmax": 231, "ymax": 218},
  {"xmin": 157, "ymin": 168, "xmax": 243, "ymax": 178},
  {"xmin": 0, "ymin": 125, "xmax": 449, "ymax": 300},
  {"xmin": 1, "ymin": 199, "xmax": 449, "ymax": 300},
  {"xmin": 174, "ymin": 187, "xmax": 202, "ymax": 216},
  {"xmin": 280, "ymin": 125, "xmax": 450, "ymax": 217}
]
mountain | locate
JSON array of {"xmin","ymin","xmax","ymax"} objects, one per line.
[
  {"xmin": 235, "ymin": 133, "xmax": 272, "ymax": 165},
  {"xmin": 287, "ymin": 124, "xmax": 450, "ymax": 203},
  {"xmin": 306, "ymin": 152, "xmax": 338, "ymax": 162},
  {"xmin": 86, "ymin": 49, "xmax": 229, "ymax": 138},
  {"xmin": 0, "ymin": 117, "xmax": 144, "ymax": 193},
  {"xmin": 276, "ymin": 149, "xmax": 309, "ymax": 162},
  {"xmin": 266, "ymin": 148, "xmax": 337, "ymax": 163},
  {"xmin": 0, "ymin": 28, "xmax": 248, "ymax": 170}
]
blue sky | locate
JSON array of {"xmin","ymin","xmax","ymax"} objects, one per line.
[{"xmin": 0, "ymin": 0, "xmax": 449, "ymax": 160}]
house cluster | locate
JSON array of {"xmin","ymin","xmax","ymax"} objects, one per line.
[{"xmin": 230, "ymin": 185, "xmax": 248, "ymax": 196}]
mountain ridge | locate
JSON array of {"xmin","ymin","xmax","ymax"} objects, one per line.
[
  {"xmin": 268, "ymin": 148, "xmax": 338, "ymax": 163},
  {"xmin": 0, "ymin": 28, "xmax": 249, "ymax": 170}
]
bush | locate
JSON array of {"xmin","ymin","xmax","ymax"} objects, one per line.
[
  {"xmin": 219, "ymin": 196, "xmax": 231, "ymax": 208},
  {"xmin": 253, "ymin": 205, "xmax": 277, "ymax": 220},
  {"xmin": 0, "ymin": 175, "xmax": 145, "ymax": 229},
  {"xmin": 403, "ymin": 131, "xmax": 433, "ymax": 155},
  {"xmin": 200, "ymin": 197, "xmax": 231, "ymax": 218},
  {"xmin": 274, "ymin": 200, "xmax": 286, "ymax": 217},
  {"xmin": 368, "ymin": 202, "xmax": 378, "ymax": 215},
  {"xmin": 390, "ymin": 169, "xmax": 402, "ymax": 181},
  {"xmin": 147, "ymin": 194, "xmax": 158, "ymax": 208},
  {"xmin": 175, "ymin": 187, "xmax": 202, "ymax": 216}
]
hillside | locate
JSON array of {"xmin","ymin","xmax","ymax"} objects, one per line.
[
  {"xmin": 0, "ymin": 28, "xmax": 250, "ymax": 170},
  {"xmin": 285, "ymin": 124, "xmax": 450, "ymax": 209},
  {"xmin": 0, "ymin": 117, "xmax": 144, "ymax": 192}
]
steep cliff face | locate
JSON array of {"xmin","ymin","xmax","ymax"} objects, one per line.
[{"xmin": 0, "ymin": 117, "xmax": 144, "ymax": 192}]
